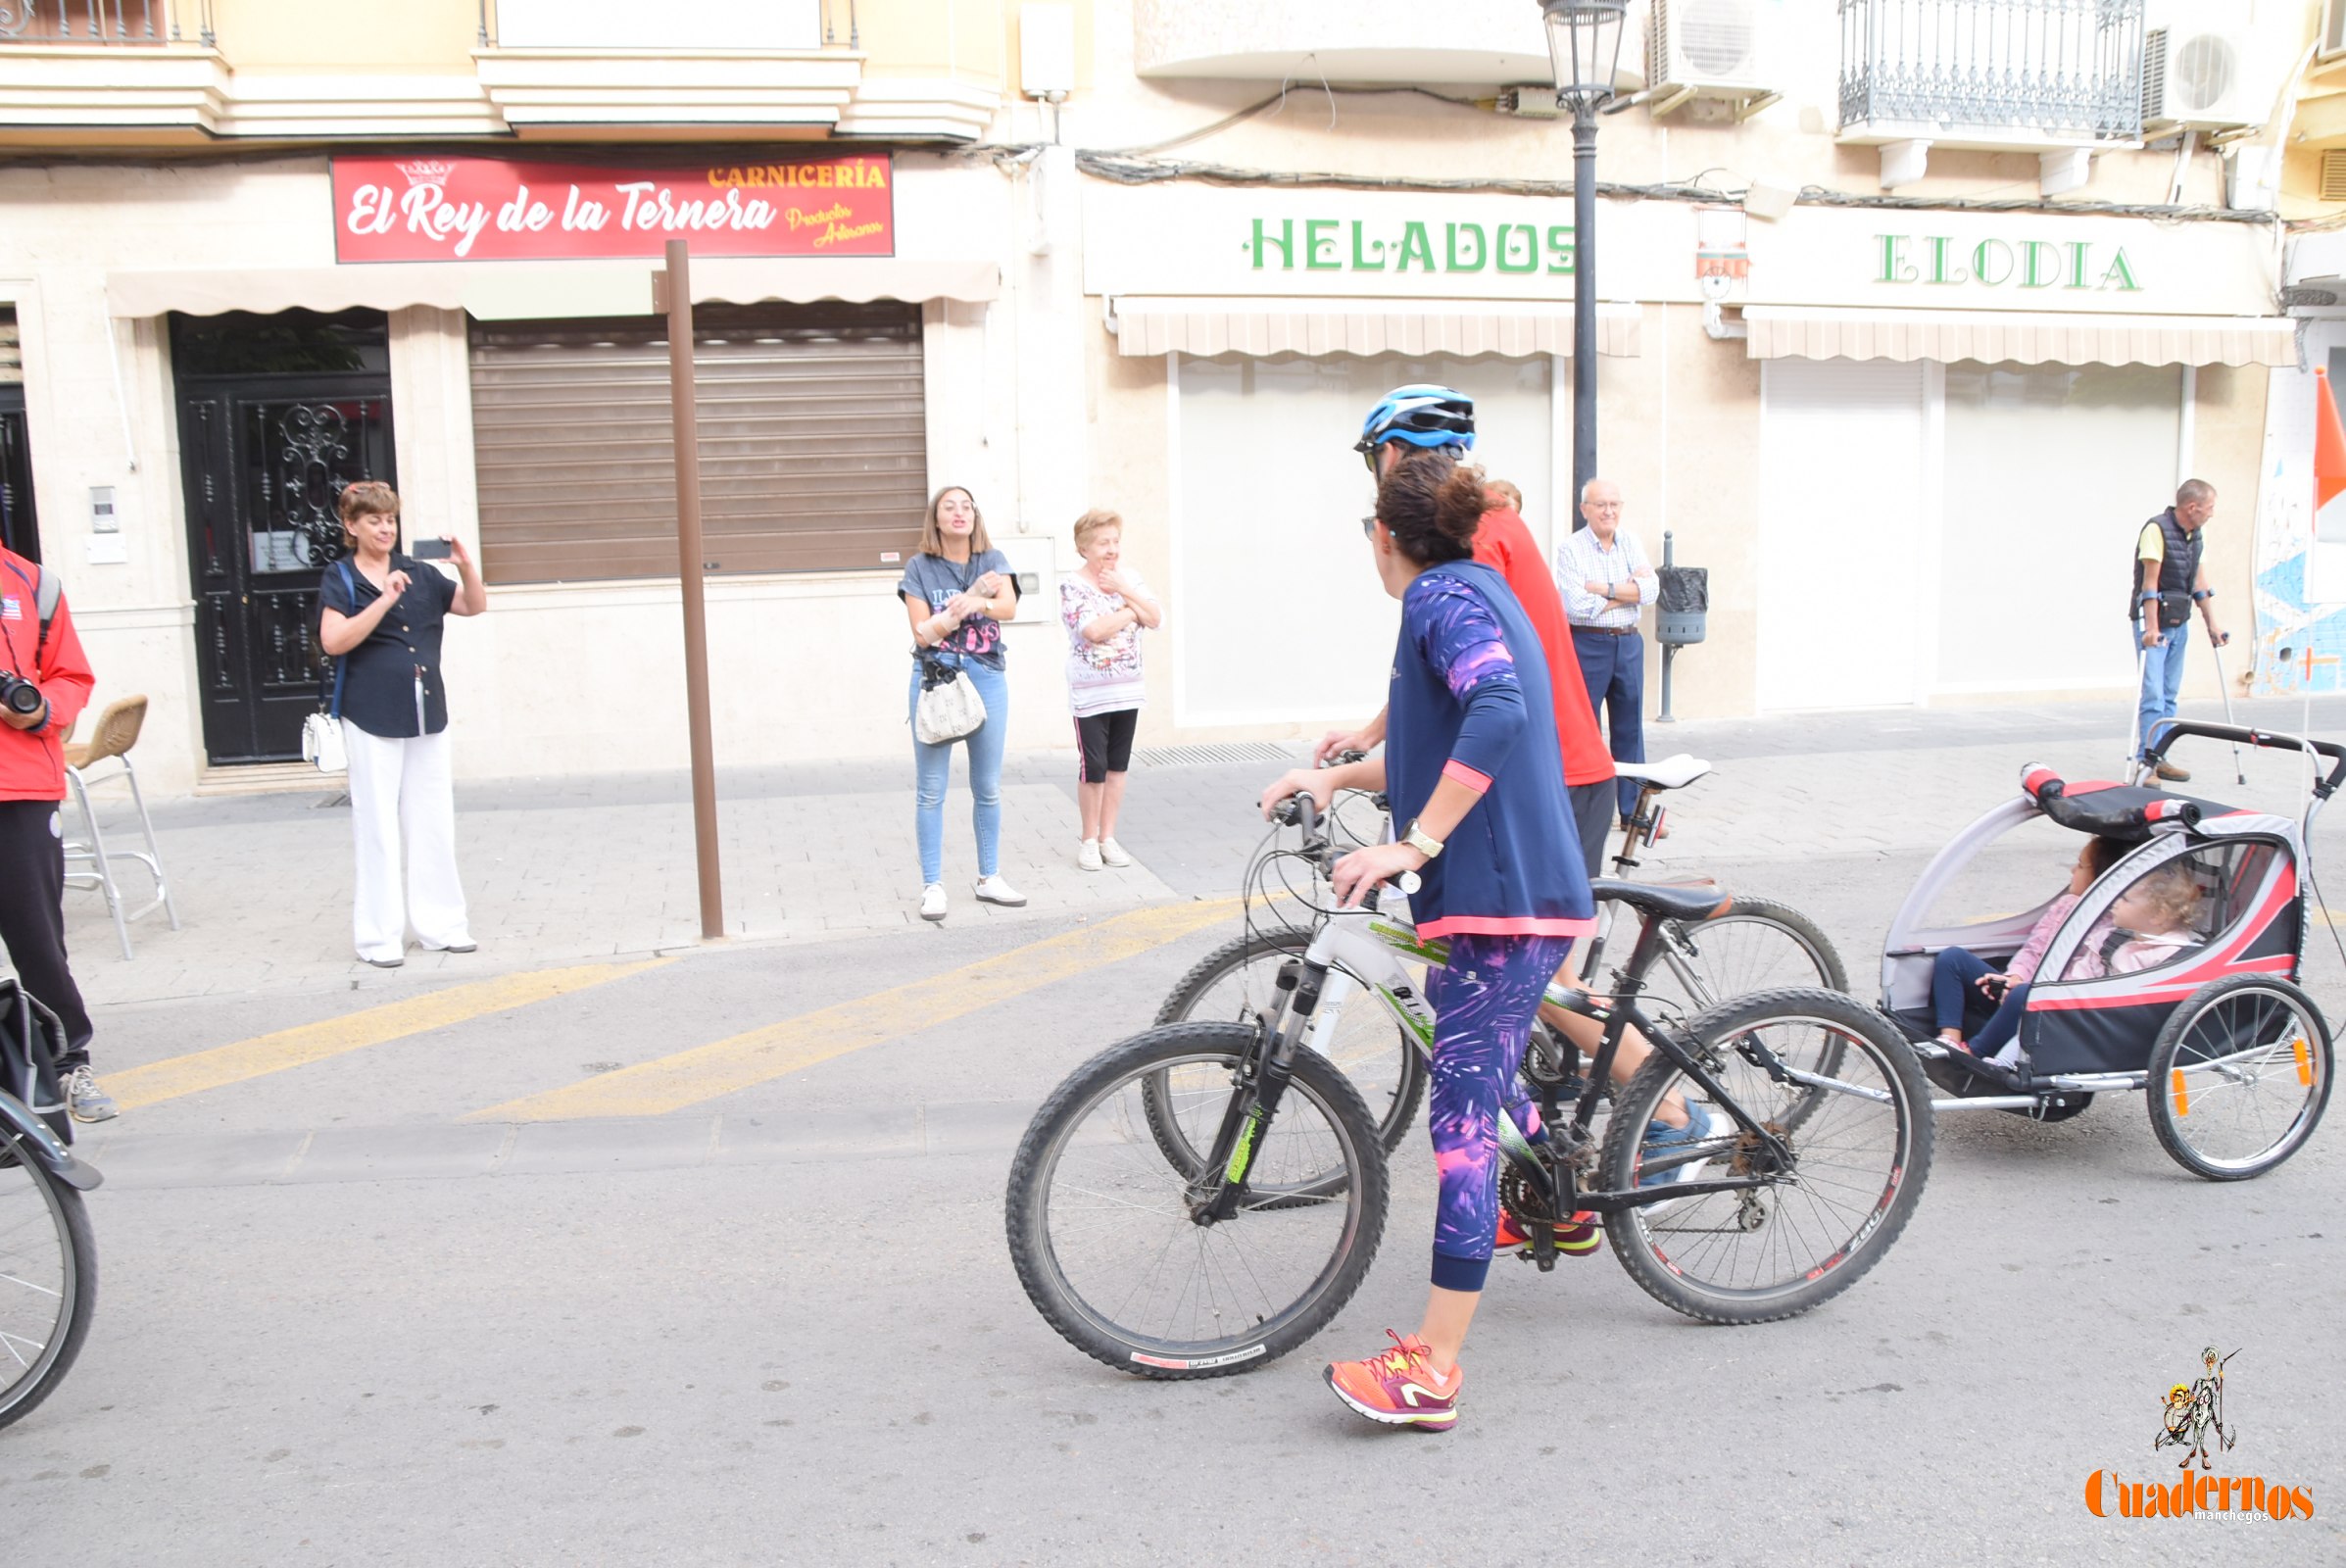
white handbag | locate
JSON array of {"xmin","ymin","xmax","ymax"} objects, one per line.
[{"xmin": 913, "ymin": 652, "xmax": 987, "ymax": 745}]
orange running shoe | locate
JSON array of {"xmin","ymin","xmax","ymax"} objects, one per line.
[
  {"xmin": 1325, "ymin": 1331, "xmax": 1461, "ymax": 1430},
  {"xmin": 1495, "ymin": 1208, "xmax": 1603, "ymax": 1256}
]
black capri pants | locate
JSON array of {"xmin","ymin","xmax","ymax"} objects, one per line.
[{"xmin": 1074, "ymin": 709, "xmax": 1139, "ymax": 784}]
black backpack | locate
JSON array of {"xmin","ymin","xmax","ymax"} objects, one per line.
[{"xmin": 0, "ymin": 979, "xmax": 71, "ymax": 1146}]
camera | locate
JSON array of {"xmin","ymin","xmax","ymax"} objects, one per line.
[{"xmin": 0, "ymin": 670, "xmax": 41, "ymax": 717}]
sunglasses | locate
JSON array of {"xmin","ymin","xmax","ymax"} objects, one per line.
[{"xmin": 1360, "ymin": 514, "xmax": 1378, "ymax": 539}]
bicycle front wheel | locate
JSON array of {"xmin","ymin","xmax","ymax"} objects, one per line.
[
  {"xmin": 1005, "ymin": 1022, "xmax": 1389, "ymax": 1379},
  {"xmin": 1598, "ymin": 988, "xmax": 1931, "ymax": 1325},
  {"xmin": 0, "ymin": 1129, "xmax": 97, "ymax": 1431},
  {"xmin": 1154, "ymin": 930, "xmax": 1426, "ymax": 1154}
]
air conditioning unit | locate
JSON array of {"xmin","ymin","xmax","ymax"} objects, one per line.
[
  {"xmin": 2141, "ymin": 23, "xmax": 2266, "ymax": 136},
  {"xmin": 1646, "ymin": 0, "xmax": 1778, "ymax": 120}
]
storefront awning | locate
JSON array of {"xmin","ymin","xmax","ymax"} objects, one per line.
[
  {"xmin": 1107, "ymin": 297, "xmax": 1642, "ymax": 359},
  {"xmin": 1741, "ymin": 306, "xmax": 2297, "ymax": 368},
  {"xmin": 106, "ymin": 259, "xmax": 1000, "ymax": 321}
]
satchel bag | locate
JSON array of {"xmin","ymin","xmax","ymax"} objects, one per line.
[
  {"xmin": 303, "ymin": 562, "xmax": 353, "ymax": 773},
  {"xmin": 2156, "ymin": 589, "xmax": 2193, "ymax": 631},
  {"xmin": 914, "ymin": 651, "xmax": 988, "ymax": 745}
]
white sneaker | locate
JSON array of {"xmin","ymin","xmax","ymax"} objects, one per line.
[
  {"xmin": 1077, "ymin": 839, "xmax": 1103, "ymax": 872},
  {"xmin": 974, "ymin": 874, "xmax": 1027, "ymax": 907},
  {"xmin": 919, "ymin": 883, "xmax": 948, "ymax": 921},
  {"xmin": 1099, "ymin": 838, "xmax": 1134, "ymax": 868}
]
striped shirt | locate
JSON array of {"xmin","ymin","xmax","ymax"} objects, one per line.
[{"xmin": 1556, "ymin": 524, "xmax": 1654, "ymax": 629}]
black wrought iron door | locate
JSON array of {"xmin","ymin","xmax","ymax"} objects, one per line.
[
  {"xmin": 0, "ymin": 386, "xmax": 34, "ymax": 563},
  {"xmin": 177, "ymin": 384, "xmax": 395, "ymax": 763}
]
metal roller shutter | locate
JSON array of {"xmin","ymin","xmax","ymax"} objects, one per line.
[{"xmin": 468, "ymin": 302, "xmax": 925, "ymax": 583}]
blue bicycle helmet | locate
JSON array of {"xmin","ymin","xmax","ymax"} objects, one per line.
[{"xmin": 1355, "ymin": 384, "xmax": 1475, "ymax": 473}]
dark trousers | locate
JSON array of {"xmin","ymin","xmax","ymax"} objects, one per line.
[
  {"xmin": 0, "ymin": 799, "xmax": 92, "ymax": 1070},
  {"xmin": 1931, "ymin": 947, "xmax": 2026, "ymax": 1056},
  {"xmin": 1572, "ymin": 627, "xmax": 1647, "ymax": 820}
]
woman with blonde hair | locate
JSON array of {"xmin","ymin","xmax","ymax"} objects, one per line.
[
  {"xmin": 1059, "ymin": 508, "xmax": 1161, "ymax": 870},
  {"xmin": 318, "ymin": 480, "xmax": 488, "ymax": 967},
  {"xmin": 899, "ymin": 484, "xmax": 1023, "ymax": 921}
]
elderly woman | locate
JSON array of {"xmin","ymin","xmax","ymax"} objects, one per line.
[
  {"xmin": 318, "ymin": 481, "xmax": 487, "ymax": 968},
  {"xmin": 900, "ymin": 484, "xmax": 1023, "ymax": 922}
]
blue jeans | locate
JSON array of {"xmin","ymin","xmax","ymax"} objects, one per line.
[
  {"xmin": 2133, "ymin": 618, "xmax": 2188, "ymax": 761},
  {"xmin": 1931, "ymin": 947, "xmax": 2028, "ymax": 1055},
  {"xmin": 908, "ymin": 660, "xmax": 1007, "ymax": 886},
  {"xmin": 1573, "ymin": 627, "xmax": 1646, "ymax": 820}
]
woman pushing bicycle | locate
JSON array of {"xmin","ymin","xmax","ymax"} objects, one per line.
[{"xmin": 1258, "ymin": 450, "xmax": 1592, "ymax": 1431}]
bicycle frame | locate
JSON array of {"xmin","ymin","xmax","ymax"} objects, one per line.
[{"xmin": 1211, "ymin": 896, "xmax": 1820, "ymax": 1250}]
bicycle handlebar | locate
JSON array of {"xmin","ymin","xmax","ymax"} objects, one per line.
[{"xmin": 2143, "ymin": 720, "xmax": 2346, "ymax": 799}]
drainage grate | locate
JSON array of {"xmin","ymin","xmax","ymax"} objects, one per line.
[{"xmin": 1131, "ymin": 741, "xmax": 1307, "ymax": 768}]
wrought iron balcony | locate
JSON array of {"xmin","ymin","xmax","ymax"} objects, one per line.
[
  {"xmin": 0, "ymin": 1, "xmax": 210, "ymax": 45},
  {"xmin": 1839, "ymin": 0, "xmax": 2144, "ymax": 146}
]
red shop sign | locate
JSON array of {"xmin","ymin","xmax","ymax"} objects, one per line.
[{"xmin": 330, "ymin": 154, "xmax": 894, "ymax": 263}]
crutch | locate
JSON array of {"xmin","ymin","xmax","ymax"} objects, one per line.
[
  {"xmin": 2208, "ymin": 631, "xmax": 2247, "ymax": 786},
  {"xmin": 2126, "ymin": 638, "xmax": 2151, "ymax": 784}
]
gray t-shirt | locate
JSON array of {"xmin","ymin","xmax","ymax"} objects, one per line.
[{"xmin": 897, "ymin": 549, "xmax": 1012, "ymax": 671}]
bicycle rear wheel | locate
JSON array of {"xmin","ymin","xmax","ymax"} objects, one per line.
[
  {"xmin": 1598, "ymin": 989, "xmax": 1931, "ymax": 1325},
  {"xmin": 1154, "ymin": 930, "xmax": 1426, "ymax": 1154},
  {"xmin": 1005, "ymin": 1022, "xmax": 1388, "ymax": 1379},
  {"xmin": 2146, "ymin": 975, "xmax": 2332, "ymax": 1181},
  {"xmin": 1587, "ymin": 897, "xmax": 1848, "ymax": 1016},
  {"xmin": 0, "ymin": 1128, "xmax": 97, "ymax": 1431}
]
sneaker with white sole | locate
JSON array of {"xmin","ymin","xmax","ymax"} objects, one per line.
[
  {"xmin": 974, "ymin": 874, "xmax": 1027, "ymax": 906},
  {"xmin": 1099, "ymin": 838, "xmax": 1133, "ymax": 868},
  {"xmin": 1077, "ymin": 839, "xmax": 1103, "ymax": 872},
  {"xmin": 64, "ymin": 1065, "xmax": 118, "ymax": 1124},
  {"xmin": 1637, "ymin": 1102, "xmax": 1724, "ymax": 1191},
  {"xmin": 919, "ymin": 883, "xmax": 948, "ymax": 921}
]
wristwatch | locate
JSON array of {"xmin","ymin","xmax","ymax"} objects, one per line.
[{"xmin": 1400, "ymin": 819, "xmax": 1445, "ymax": 859}]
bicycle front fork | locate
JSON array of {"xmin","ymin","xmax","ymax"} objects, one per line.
[{"xmin": 1192, "ymin": 957, "xmax": 1325, "ymax": 1223}]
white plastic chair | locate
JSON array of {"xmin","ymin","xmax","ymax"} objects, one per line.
[{"xmin": 61, "ymin": 695, "xmax": 179, "ymax": 960}]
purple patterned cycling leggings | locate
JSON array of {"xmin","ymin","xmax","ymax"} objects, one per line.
[{"xmin": 1424, "ymin": 931, "xmax": 1577, "ymax": 1294}]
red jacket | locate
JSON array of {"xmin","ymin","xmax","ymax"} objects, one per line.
[
  {"xmin": 1472, "ymin": 508, "xmax": 1615, "ymax": 787},
  {"xmin": 0, "ymin": 549, "xmax": 95, "ymax": 803}
]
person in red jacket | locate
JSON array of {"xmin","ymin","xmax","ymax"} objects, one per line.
[{"xmin": 0, "ymin": 547, "xmax": 112, "ymax": 1120}]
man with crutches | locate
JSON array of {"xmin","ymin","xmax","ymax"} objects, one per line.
[{"xmin": 2129, "ymin": 479, "xmax": 2227, "ymax": 784}]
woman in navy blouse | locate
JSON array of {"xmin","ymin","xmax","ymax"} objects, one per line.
[
  {"xmin": 1259, "ymin": 452, "xmax": 1591, "ymax": 1432},
  {"xmin": 318, "ymin": 481, "xmax": 488, "ymax": 968}
]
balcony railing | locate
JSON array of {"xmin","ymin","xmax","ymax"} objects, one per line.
[
  {"xmin": 0, "ymin": 1, "xmax": 210, "ymax": 45},
  {"xmin": 1839, "ymin": 0, "xmax": 2144, "ymax": 143}
]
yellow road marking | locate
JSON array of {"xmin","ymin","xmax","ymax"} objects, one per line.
[
  {"xmin": 108, "ymin": 958, "xmax": 671, "ymax": 1112},
  {"xmin": 472, "ymin": 899, "xmax": 1241, "ymax": 1122}
]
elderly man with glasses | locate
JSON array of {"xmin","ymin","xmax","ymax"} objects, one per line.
[{"xmin": 1556, "ymin": 478, "xmax": 1655, "ymax": 829}]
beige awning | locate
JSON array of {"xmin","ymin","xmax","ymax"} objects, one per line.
[
  {"xmin": 1108, "ymin": 297, "xmax": 1642, "ymax": 359},
  {"xmin": 107, "ymin": 258, "xmax": 999, "ymax": 321},
  {"xmin": 1741, "ymin": 306, "xmax": 2297, "ymax": 368}
]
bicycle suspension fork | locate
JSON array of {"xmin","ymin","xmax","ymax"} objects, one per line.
[{"xmin": 1192, "ymin": 957, "xmax": 1322, "ymax": 1223}]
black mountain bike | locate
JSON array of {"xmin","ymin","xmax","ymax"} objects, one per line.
[{"xmin": 1005, "ymin": 798, "xmax": 1932, "ymax": 1378}]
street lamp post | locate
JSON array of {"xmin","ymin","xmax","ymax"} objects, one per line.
[{"xmin": 1538, "ymin": 0, "xmax": 1629, "ymax": 524}]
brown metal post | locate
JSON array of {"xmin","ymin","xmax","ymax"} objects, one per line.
[{"xmin": 663, "ymin": 239, "xmax": 725, "ymax": 939}]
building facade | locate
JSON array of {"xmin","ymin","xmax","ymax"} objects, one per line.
[{"xmin": 0, "ymin": 0, "xmax": 2305, "ymax": 792}]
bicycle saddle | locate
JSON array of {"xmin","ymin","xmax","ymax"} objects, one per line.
[
  {"xmin": 1611, "ymin": 754, "xmax": 1711, "ymax": 791},
  {"xmin": 1588, "ymin": 877, "xmax": 1733, "ymax": 924}
]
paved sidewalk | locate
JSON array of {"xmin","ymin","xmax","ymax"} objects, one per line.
[{"xmin": 41, "ymin": 692, "xmax": 2346, "ymax": 1010}]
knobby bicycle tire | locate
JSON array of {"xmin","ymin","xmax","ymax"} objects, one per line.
[
  {"xmin": 1153, "ymin": 930, "xmax": 1427, "ymax": 1156},
  {"xmin": 1597, "ymin": 988, "xmax": 1931, "ymax": 1326},
  {"xmin": 1004, "ymin": 1022, "xmax": 1388, "ymax": 1380},
  {"xmin": 0, "ymin": 1129, "xmax": 97, "ymax": 1432}
]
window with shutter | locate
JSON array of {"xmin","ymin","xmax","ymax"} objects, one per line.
[{"xmin": 468, "ymin": 302, "xmax": 926, "ymax": 583}]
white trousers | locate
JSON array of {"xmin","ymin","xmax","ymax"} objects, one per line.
[{"xmin": 343, "ymin": 721, "xmax": 470, "ymax": 962}]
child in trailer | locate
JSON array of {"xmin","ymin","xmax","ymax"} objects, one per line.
[
  {"xmin": 1944, "ymin": 856, "xmax": 2207, "ymax": 1069},
  {"xmin": 1931, "ymin": 836, "xmax": 2123, "ymax": 1054}
]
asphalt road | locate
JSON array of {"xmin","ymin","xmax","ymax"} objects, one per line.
[{"xmin": 8, "ymin": 821, "xmax": 2339, "ymax": 1567}]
